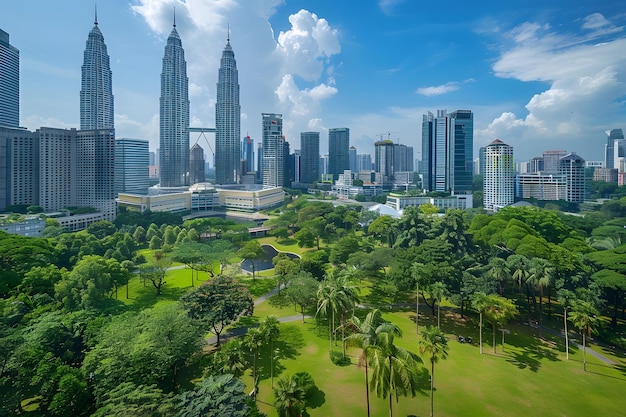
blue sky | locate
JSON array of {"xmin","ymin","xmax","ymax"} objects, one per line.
[{"xmin": 3, "ymin": 0, "xmax": 626, "ymax": 162}]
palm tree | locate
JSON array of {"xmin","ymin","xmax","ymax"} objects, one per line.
[
  {"xmin": 273, "ymin": 374, "xmax": 306, "ymax": 417},
  {"xmin": 367, "ymin": 329, "xmax": 422, "ymax": 417},
  {"xmin": 569, "ymin": 301, "xmax": 600, "ymax": 372},
  {"xmin": 470, "ymin": 292, "xmax": 489, "ymax": 354},
  {"xmin": 557, "ymin": 289, "xmax": 576, "ymax": 360},
  {"xmin": 260, "ymin": 315, "xmax": 281, "ymax": 388},
  {"xmin": 429, "ymin": 282, "xmax": 447, "ymax": 328},
  {"xmin": 344, "ymin": 309, "xmax": 400, "ymax": 417},
  {"xmin": 527, "ymin": 258, "xmax": 554, "ymax": 338},
  {"xmin": 484, "ymin": 294, "xmax": 518, "ymax": 353},
  {"xmin": 412, "ymin": 262, "xmax": 425, "ymax": 334},
  {"xmin": 488, "ymin": 257, "xmax": 510, "ymax": 295},
  {"xmin": 419, "ymin": 326, "xmax": 449, "ymax": 417},
  {"xmin": 506, "ymin": 254, "xmax": 530, "ymax": 295},
  {"xmin": 208, "ymin": 339, "xmax": 248, "ymax": 377},
  {"xmin": 317, "ymin": 271, "xmax": 359, "ymax": 354},
  {"xmin": 244, "ymin": 327, "xmax": 265, "ymax": 399}
]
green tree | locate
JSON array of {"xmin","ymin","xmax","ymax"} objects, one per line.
[
  {"xmin": 149, "ymin": 235, "xmax": 162, "ymax": 250},
  {"xmin": 284, "ymin": 272, "xmax": 318, "ymax": 322},
  {"xmin": 133, "ymin": 225, "xmax": 147, "ymax": 244},
  {"xmin": 273, "ymin": 374, "xmax": 306, "ymax": 417},
  {"xmin": 471, "ymin": 292, "xmax": 490, "ymax": 355},
  {"xmin": 484, "ymin": 294, "xmax": 518, "ymax": 353},
  {"xmin": 330, "ymin": 235, "xmax": 360, "ymax": 265},
  {"xmin": 92, "ymin": 382, "xmax": 177, "ymax": 417},
  {"xmin": 317, "ymin": 271, "xmax": 359, "ymax": 354},
  {"xmin": 419, "ymin": 326, "xmax": 449, "ymax": 417},
  {"xmin": 367, "ymin": 215, "xmax": 397, "ymax": 247},
  {"xmin": 238, "ymin": 240, "xmax": 265, "ymax": 279},
  {"xmin": 206, "ymin": 339, "xmax": 248, "ymax": 378},
  {"xmin": 569, "ymin": 301, "xmax": 600, "ymax": 372},
  {"xmin": 367, "ymin": 329, "xmax": 422, "ymax": 417},
  {"xmin": 344, "ymin": 309, "xmax": 400, "ymax": 417},
  {"xmin": 527, "ymin": 258, "xmax": 554, "ymax": 337},
  {"xmin": 139, "ymin": 257, "xmax": 172, "ymax": 296},
  {"xmin": 244, "ymin": 328, "xmax": 265, "ymax": 400},
  {"xmin": 86, "ymin": 220, "xmax": 117, "ymax": 239},
  {"xmin": 176, "ymin": 374, "xmax": 249, "ymax": 417},
  {"xmin": 180, "ymin": 275, "xmax": 254, "ymax": 347},
  {"xmin": 54, "ymin": 255, "xmax": 114, "ymax": 310},
  {"xmin": 557, "ymin": 289, "xmax": 576, "ymax": 360},
  {"xmin": 488, "ymin": 257, "xmax": 510, "ymax": 295},
  {"xmin": 260, "ymin": 315, "xmax": 281, "ymax": 388}
]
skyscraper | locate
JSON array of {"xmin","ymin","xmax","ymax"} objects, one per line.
[
  {"xmin": 80, "ymin": 10, "xmax": 114, "ymax": 130},
  {"xmin": 484, "ymin": 139, "xmax": 514, "ymax": 211},
  {"xmin": 300, "ymin": 132, "xmax": 320, "ymax": 184},
  {"xmin": 349, "ymin": 146, "xmax": 357, "ymax": 172},
  {"xmin": 262, "ymin": 113, "xmax": 283, "ymax": 188},
  {"xmin": 559, "ymin": 153, "xmax": 585, "ymax": 202},
  {"xmin": 328, "ymin": 128, "xmax": 350, "ymax": 180},
  {"xmin": 215, "ymin": 34, "xmax": 241, "ymax": 184},
  {"xmin": 159, "ymin": 19, "xmax": 189, "ymax": 188},
  {"xmin": 115, "ymin": 138, "xmax": 149, "ymax": 195},
  {"xmin": 374, "ymin": 140, "xmax": 394, "ymax": 179},
  {"xmin": 0, "ymin": 29, "xmax": 19, "ymax": 128},
  {"xmin": 189, "ymin": 143, "xmax": 205, "ymax": 185},
  {"xmin": 421, "ymin": 109, "xmax": 473, "ymax": 193},
  {"xmin": 243, "ymin": 135, "xmax": 254, "ymax": 173},
  {"xmin": 606, "ymin": 128, "xmax": 625, "ymax": 169}
]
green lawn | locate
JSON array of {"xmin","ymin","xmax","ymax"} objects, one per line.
[{"xmin": 239, "ymin": 299, "xmax": 626, "ymax": 417}]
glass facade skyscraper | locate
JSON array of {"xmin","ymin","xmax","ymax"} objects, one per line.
[
  {"xmin": 300, "ymin": 132, "xmax": 320, "ymax": 184},
  {"xmin": 215, "ymin": 36, "xmax": 241, "ymax": 184},
  {"xmin": 80, "ymin": 12, "xmax": 114, "ymax": 130},
  {"xmin": 605, "ymin": 128, "xmax": 624, "ymax": 169},
  {"xmin": 159, "ymin": 22, "xmax": 189, "ymax": 188},
  {"xmin": 262, "ymin": 113, "xmax": 283, "ymax": 188},
  {"xmin": 0, "ymin": 29, "xmax": 19, "ymax": 128},
  {"xmin": 328, "ymin": 127, "xmax": 350, "ymax": 180},
  {"xmin": 115, "ymin": 138, "xmax": 149, "ymax": 195},
  {"xmin": 421, "ymin": 109, "xmax": 473, "ymax": 193}
]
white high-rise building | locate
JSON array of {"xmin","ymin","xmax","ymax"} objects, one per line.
[
  {"xmin": 262, "ymin": 113, "xmax": 283, "ymax": 188},
  {"xmin": 80, "ymin": 9, "xmax": 114, "ymax": 130},
  {"xmin": 484, "ymin": 139, "xmax": 514, "ymax": 211},
  {"xmin": 215, "ymin": 34, "xmax": 241, "ymax": 184},
  {"xmin": 159, "ymin": 20, "xmax": 189, "ymax": 188},
  {"xmin": 0, "ymin": 29, "xmax": 19, "ymax": 128}
]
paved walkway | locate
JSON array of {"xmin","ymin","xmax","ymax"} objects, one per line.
[{"xmin": 539, "ymin": 323, "xmax": 616, "ymax": 365}]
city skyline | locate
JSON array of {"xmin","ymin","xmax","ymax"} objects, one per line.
[{"xmin": 2, "ymin": 1, "xmax": 626, "ymax": 161}]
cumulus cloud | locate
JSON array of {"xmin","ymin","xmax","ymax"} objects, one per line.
[
  {"xmin": 130, "ymin": 1, "xmax": 340, "ymax": 149},
  {"xmin": 481, "ymin": 13, "xmax": 626, "ymax": 159},
  {"xmin": 417, "ymin": 82, "xmax": 460, "ymax": 96}
]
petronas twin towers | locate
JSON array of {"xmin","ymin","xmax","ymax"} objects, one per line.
[
  {"xmin": 160, "ymin": 19, "xmax": 241, "ymax": 188},
  {"xmin": 81, "ymin": 8, "xmax": 241, "ymax": 189}
]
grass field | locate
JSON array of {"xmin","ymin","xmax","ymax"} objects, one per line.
[{"xmin": 231, "ymin": 281, "xmax": 626, "ymax": 417}]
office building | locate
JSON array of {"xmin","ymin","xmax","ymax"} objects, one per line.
[
  {"xmin": 605, "ymin": 128, "xmax": 624, "ymax": 169},
  {"xmin": 483, "ymin": 139, "xmax": 514, "ymax": 211},
  {"xmin": 0, "ymin": 127, "xmax": 38, "ymax": 211},
  {"xmin": 189, "ymin": 143, "xmax": 205, "ymax": 185},
  {"xmin": 262, "ymin": 113, "xmax": 284, "ymax": 188},
  {"xmin": 0, "ymin": 29, "xmax": 19, "ymax": 128},
  {"xmin": 159, "ymin": 20, "xmax": 189, "ymax": 188},
  {"xmin": 542, "ymin": 150, "xmax": 566, "ymax": 173},
  {"xmin": 375, "ymin": 140, "xmax": 394, "ymax": 180},
  {"xmin": 421, "ymin": 109, "xmax": 473, "ymax": 193},
  {"xmin": 283, "ymin": 140, "xmax": 293, "ymax": 187},
  {"xmin": 559, "ymin": 153, "xmax": 585, "ymax": 202},
  {"xmin": 328, "ymin": 128, "xmax": 350, "ymax": 180},
  {"xmin": 215, "ymin": 34, "xmax": 241, "ymax": 184},
  {"xmin": 243, "ymin": 135, "xmax": 254, "ymax": 173},
  {"xmin": 80, "ymin": 11, "xmax": 114, "ymax": 130},
  {"xmin": 115, "ymin": 138, "xmax": 149, "ymax": 195},
  {"xmin": 357, "ymin": 154, "xmax": 372, "ymax": 172},
  {"xmin": 349, "ymin": 146, "xmax": 357, "ymax": 172},
  {"xmin": 300, "ymin": 132, "xmax": 320, "ymax": 184}
]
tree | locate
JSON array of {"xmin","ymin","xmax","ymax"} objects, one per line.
[
  {"xmin": 294, "ymin": 227, "xmax": 316, "ymax": 249},
  {"xmin": 54, "ymin": 255, "xmax": 114, "ymax": 310},
  {"xmin": 139, "ymin": 257, "xmax": 172, "ymax": 296},
  {"xmin": 367, "ymin": 329, "xmax": 422, "ymax": 417},
  {"xmin": 86, "ymin": 220, "xmax": 117, "ymax": 239},
  {"xmin": 133, "ymin": 225, "xmax": 147, "ymax": 244},
  {"xmin": 557, "ymin": 289, "xmax": 576, "ymax": 360},
  {"xmin": 260, "ymin": 315, "xmax": 281, "ymax": 388},
  {"xmin": 484, "ymin": 294, "xmax": 518, "ymax": 353},
  {"xmin": 284, "ymin": 272, "xmax": 318, "ymax": 322},
  {"xmin": 419, "ymin": 326, "xmax": 449, "ymax": 417},
  {"xmin": 238, "ymin": 240, "xmax": 265, "ymax": 279},
  {"xmin": 471, "ymin": 292, "xmax": 490, "ymax": 354},
  {"xmin": 317, "ymin": 271, "xmax": 359, "ymax": 354},
  {"xmin": 206, "ymin": 339, "xmax": 248, "ymax": 378},
  {"xmin": 429, "ymin": 282, "xmax": 447, "ymax": 328},
  {"xmin": 273, "ymin": 374, "xmax": 306, "ymax": 417},
  {"xmin": 506, "ymin": 254, "xmax": 530, "ymax": 295},
  {"xmin": 92, "ymin": 382, "xmax": 178, "ymax": 417},
  {"xmin": 344, "ymin": 309, "xmax": 400, "ymax": 417},
  {"xmin": 180, "ymin": 275, "xmax": 254, "ymax": 347},
  {"xmin": 176, "ymin": 374, "xmax": 249, "ymax": 417},
  {"xmin": 527, "ymin": 258, "xmax": 555, "ymax": 337},
  {"xmin": 488, "ymin": 257, "xmax": 510, "ymax": 295},
  {"xmin": 149, "ymin": 235, "xmax": 162, "ymax": 250},
  {"xmin": 569, "ymin": 301, "xmax": 600, "ymax": 372},
  {"xmin": 329, "ymin": 235, "xmax": 360, "ymax": 265},
  {"xmin": 244, "ymin": 328, "xmax": 265, "ymax": 400},
  {"xmin": 367, "ymin": 215, "xmax": 397, "ymax": 247}
]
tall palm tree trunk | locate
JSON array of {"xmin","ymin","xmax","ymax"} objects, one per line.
[
  {"xmin": 389, "ymin": 356, "xmax": 393, "ymax": 417},
  {"xmin": 564, "ymin": 307, "xmax": 569, "ymax": 360},
  {"xmin": 430, "ymin": 360, "xmax": 435, "ymax": 417},
  {"xmin": 583, "ymin": 330, "xmax": 587, "ymax": 372},
  {"xmin": 365, "ymin": 358, "xmax": 370, "ymax": 417},
  {"xmin": 416, "ymin": 281, "xmax": 419, "ymax": 334},
  {"xmin": 539, "ymin": 289, "xmax": 543, "ymax": 339},
  {"xmin": 493, "ymin": 323, "xmax": 497, "ymax": 354},
  {"xmin": 479, "ymin": 312, "xmax": 483, "ymax": 354}
]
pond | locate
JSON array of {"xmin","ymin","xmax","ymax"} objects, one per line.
[{"xmin": 240, "ymin": 244, "xmax": 300, "ymax": 272}]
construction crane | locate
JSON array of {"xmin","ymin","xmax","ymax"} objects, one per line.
[{"xmin": 376, "ymin": 130, "xmax": 398, "ymax": 142}]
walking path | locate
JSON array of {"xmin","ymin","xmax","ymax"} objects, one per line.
[{"xmin": 539, "ymin": 323, "xmax": 616, "ymax": 365}]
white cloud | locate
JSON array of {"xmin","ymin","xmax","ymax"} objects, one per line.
[
  {"xmin": 416, "ymin": 82, "xmax": 459, "ymax": 96},
  {"xmin": 378, "ymin": 0, "xmax": 407, "ymax": 15},
  {"xmin": 483, "ymin": 13, "xmax": 626, "ymax": 159}
]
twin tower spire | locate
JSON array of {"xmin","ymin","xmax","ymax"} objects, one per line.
[{"xmin": 80, "ymin": 6, "xmax": 240, "ymax": 189}]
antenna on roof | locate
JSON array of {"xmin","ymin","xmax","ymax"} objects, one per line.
[
  {"xmin": 94, "ymin": 3, "xmax": 98, "ymax": 25},
  {"xmin": 173, "ymin": 6, "xmax": 176, "ymax": 28}
]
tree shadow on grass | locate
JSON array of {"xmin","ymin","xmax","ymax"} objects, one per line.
[
  {"xmin": 305, "ymin": 386, "xmax": 326, "ymax": 410},
  {"xmin": 124, "ymin": 284, "xmax": 188, "ymax": 312},
  {"xmin": 255, "ymin": 324, "xmax": 306, "ymax": 383},
  {"xmin": 500, "ymin": 329, "xmax": 560, "ymax": 372}
]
